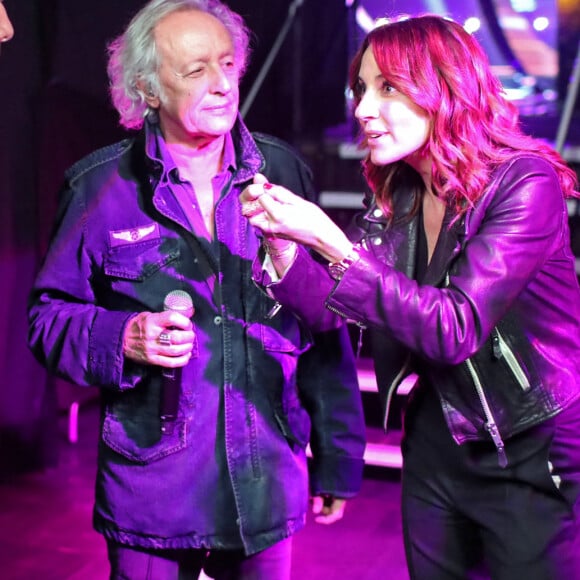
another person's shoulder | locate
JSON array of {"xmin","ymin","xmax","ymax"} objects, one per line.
[
  {"xmin": 252, "ymin": 132, "xmax": 312, "ymax": 177},
  {"xmin": 64, "ymin": 137, "xmax": 136, "ymax": 185},
  {"xmin": 252, "ymin": 132, "xmax": 300, "ymax": 157}
]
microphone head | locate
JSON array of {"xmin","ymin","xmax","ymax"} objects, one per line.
[{"xmin": 163, "ymin": 290, "xmax": 194, "ymax": 318}]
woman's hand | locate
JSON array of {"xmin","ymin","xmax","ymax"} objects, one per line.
[{"xmin": 240, "ymin": 174, "xmax": 353, "ymax": 263}]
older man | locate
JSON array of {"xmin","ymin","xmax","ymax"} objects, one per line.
[{"xmin": 27, "ymin": 1, "xmax": 366, "ymax": 578}]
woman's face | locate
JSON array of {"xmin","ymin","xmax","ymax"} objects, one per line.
[{"xmin": 354, "ymin": 47, "xmax": 430, "ymax": 174}]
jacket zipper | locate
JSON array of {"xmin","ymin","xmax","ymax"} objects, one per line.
[
  {"xmin": 492, "ymin": 329, "xmax": 530, "ymax": 390},
  {"xmin": 324, "ymin": 302, "xmax": 410, "ymax": 433},
  {"xmin": 465, "ymin": 358, "xmax": 508, "ymax": 468},
  {"xmin": 382, "ymin": 355, "xmax": 411, "ymax": 431},
  {"xmin": 325, "ymin": 302, "xmax": 368, "ymax": 357}
]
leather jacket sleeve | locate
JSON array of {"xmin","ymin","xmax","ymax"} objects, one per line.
[{"xmin": 327, "ymin": 156, "xmax": 573, "ymax": 364}]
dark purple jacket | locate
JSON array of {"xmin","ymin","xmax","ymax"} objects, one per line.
[
  {"xmin": 27, "ymin": 117, "xmax": 366, "ymax": 554},
  {"xmin": 260, "ymin": 155, "xmax": 580, "ymax": 466}
]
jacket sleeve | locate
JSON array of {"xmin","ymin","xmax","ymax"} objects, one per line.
[
  {"xmin": 252, "ymin": 245, "xmax": 345, "ymax": 332},
  {"xmin": 27, "ymin": 182, "xmax": 140, "ymax": 390},
  {"xmin": 297, "ymin": 323, "xmax": 366, "ymax": 498},
  {"xmin": 256, "ymin": 134, "xmax": 366, "ymax": 496},
  {"xmin": 327, "ymin": 156, "xmax": 569, "ymax": 364}
]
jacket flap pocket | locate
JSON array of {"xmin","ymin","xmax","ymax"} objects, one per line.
[
  {"xmin": 102, "ymin": 413, "xmax": 186, "ymax": 464},
  {"xmin": 104, "ymin": 238, "xmax": 180, "ymax": 281}
]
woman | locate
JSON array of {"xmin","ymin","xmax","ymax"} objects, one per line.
[{"xmin": 241, "ymin": 14, "xmax": 580, "ymax": 579}]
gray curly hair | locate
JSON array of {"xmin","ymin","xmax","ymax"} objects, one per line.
[{"xmin": 107, "ymin": 0, "xmax": 251, "ymax": 130}]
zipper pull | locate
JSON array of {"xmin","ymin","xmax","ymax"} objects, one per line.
[
  {"xmin": 485, "ymin": 421, "xmax": 508, "ymax": 468},
  {"xmin": 355, "ymin": 325, "xmax": 364, "ymax": 359},
  {"xmin": 492, "ymin": 331, "xmax": 502, "ymax": 359},
  {"xmin": 266, "ymin": 302, "xmax": 282, "ymax": 319}
]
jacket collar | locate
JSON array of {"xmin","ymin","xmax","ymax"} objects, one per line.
[
  {"xmin": 363, "ymin": 187, "xmax": 466, "ymax": 287},
  {"xmin": 132, "ymin": 114, "xmax": 264, "ymax": 191}
]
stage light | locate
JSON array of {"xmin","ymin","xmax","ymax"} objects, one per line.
[
  {"xmin": 464, "ymin": 17, "xmax": 481, "ymax": 34},
  {"xmin": 533, "ymin": 17, "xmax": 549, "ymax": 32},
  {"xmin": 499, "ymin": 15, "xmax": 529, "ymax": 30},
  {"xmin": 355, "ymin": 6, "xmax": 375, "ymax": 33},
  {"xmin": 510, "ymin": 0, "xmax": 537, "ymax": 12}
]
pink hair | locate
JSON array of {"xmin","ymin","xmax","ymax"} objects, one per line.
[{"xmin": 348, "ymin": 15, "xmax": 578, "ymax": 218}]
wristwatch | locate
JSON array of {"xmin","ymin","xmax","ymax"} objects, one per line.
[{"xmin": 328, "ymin": 245, "xmax": 361, "ymax": 281}]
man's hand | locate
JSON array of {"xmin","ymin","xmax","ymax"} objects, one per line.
[
  {"xmin": 311, "ymin": 495, "xmax": 347, "ymax": 525},
  {"xmin": 122, "ymin": 310, "xmax": 195, "ymax": 367}
]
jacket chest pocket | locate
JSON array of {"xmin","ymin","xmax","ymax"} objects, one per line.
[
  {"xmin": 104, "ymin": 238, "xmax": 180, "ymax": 280},
  {"xmin": 102, "ymin": 238, "xmax": 182, "ymax": 304}
]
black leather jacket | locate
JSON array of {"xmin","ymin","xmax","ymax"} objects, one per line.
[{"xmin": 265, "ymin": 155, "xmax": 580, "ymax": 467}]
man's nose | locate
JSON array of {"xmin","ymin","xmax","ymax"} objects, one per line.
[{"xmin": 210, "ymin": 66, "xmax": 233, "ymax": 94}]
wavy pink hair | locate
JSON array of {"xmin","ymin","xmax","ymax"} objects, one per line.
[{"xmin": 349, "ymin": 15, "xmax": 578, "ymax": 218}]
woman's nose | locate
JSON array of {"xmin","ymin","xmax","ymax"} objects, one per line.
[{"xmin": 354, "ymin": 92, "xmax": 378, "ymax": 121}]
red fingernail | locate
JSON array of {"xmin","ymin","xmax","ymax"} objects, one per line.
[{"xmin": 263, "ymin": 183, "xmax": 273, "ymax": 190}]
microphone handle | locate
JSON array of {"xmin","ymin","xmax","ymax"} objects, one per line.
[
  {"xmin": 160, "ymin": 290, "xmax": 194, "ymax": 435},
  {"xmin": 160, "ymin": 366, "xmax": 181, "ymax": 434}
]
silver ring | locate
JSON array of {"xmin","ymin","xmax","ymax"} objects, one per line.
[{"xmin": 158, "ymin": 331, "xmax": 172, "ymax": 346}]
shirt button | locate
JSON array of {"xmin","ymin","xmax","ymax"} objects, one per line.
[{"xmin": 213, "ymin": 316, "xmax": 223, "ymax": 325}]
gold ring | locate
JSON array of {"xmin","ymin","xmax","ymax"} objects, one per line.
[{"xmin": 241, "ymin": 200, "xmax": 261, "ymax": 217}]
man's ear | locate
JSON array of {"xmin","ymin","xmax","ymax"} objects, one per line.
[{"xmin": 137, "ymin": 80, "xmax": 160, "ymax": 109}]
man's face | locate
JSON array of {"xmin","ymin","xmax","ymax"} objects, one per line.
[
  {"xmin": 0, "ymin": 2, "xmax": 15, "ymax": 54},
  {"xmin": 147, "ymin": 9, "xmax": 240, "ymax": 148}
]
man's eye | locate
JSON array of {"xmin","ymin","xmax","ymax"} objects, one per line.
[{"xmin": 186, "ymin": 66, "xmax": 204, "ymax": 77}]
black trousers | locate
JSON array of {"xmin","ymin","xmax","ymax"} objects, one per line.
[{"xmin": 401, "ymin": 387, "xmax": 580, "ymax": 580}]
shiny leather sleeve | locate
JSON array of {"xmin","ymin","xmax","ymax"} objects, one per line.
[{"xmin": 326, "ymin": 156, "xmax": 580, "ymax": 365}]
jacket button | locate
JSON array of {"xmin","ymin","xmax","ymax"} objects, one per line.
[{"xmin": 213, "ymin": 316, "xmax": 223, "ymax": 325}]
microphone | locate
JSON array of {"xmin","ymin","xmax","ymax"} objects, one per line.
[{"xmin": 160, "ymin": 290, "xmax": 194, "ymax": 434}]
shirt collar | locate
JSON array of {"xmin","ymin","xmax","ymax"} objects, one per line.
[{"xmin": 144, "ymin": 114, "xmax": 237, "ymax": 181}]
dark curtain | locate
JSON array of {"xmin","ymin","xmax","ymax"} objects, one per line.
[
  {"xmin": 236, "ymin": 0, "xmax": 348, "ymax": 142},
  {"xmin": 0, "ymin": 0, "xmax": 58, "ymax": 476},
  {"xmin": 0, "ymin": 0, "xmax": 347, "ymax": 475}
]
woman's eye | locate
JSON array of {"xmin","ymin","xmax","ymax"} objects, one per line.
[
  {"xmin": 353, "ymin": 80, "xmax": 365, "ymax": 99},
  {"xmin": 381, "ymin": 82, "xmax": 396, "ymax": 94}
]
